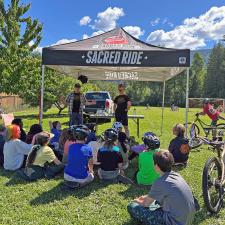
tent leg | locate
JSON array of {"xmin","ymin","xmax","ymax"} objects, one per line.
[
  {"xmin": 40, "ymin": 65, "xmax": 45, "ymax": 126},
  {"xmin": 185, "ymin": 68, "xmax": 190, "ymax": 137},
  {"xmin": 160, "ymin": 80, "xmax": 166, "ymax": 136}
]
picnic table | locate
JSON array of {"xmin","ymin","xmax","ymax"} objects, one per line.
[{"xmin": 89, "ymin": 114, "xmax": 144, "ymax": 137}]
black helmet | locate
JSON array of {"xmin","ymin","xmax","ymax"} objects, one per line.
[
  {"xmin": 70, "ymin": 125, "xmax": 89, "ymax": 140},
  {"xmin": 74, "ymin": 128, "xmax": 89, "ymax": 140},
  {"xmin": 203, "ymin": 98, "xmax": 210, "ymax": 104},
  {"xmin": 142, "ymin": 132, "xmax": 160, "ymax": 149},
  {"xmin": 104, "ymin": 128, "xmax": 118, "ymax": 143}
]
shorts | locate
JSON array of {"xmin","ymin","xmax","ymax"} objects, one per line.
[
  {"xmin": 115, "ymin": 113, "xmax": 128, "ymax": 126},
  {"xmin": 64, "ymin": 172, "xmax": 94, "ymax": 184},
  {"xmin": 98, "ymin": 169, "xmax": 119, "ymax": 180}
]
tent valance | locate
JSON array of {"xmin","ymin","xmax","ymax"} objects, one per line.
[{"xmin": 42, "ymin": 28, "xmax": 190, "ymax": 81}]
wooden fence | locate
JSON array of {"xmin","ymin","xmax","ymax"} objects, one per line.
[{"xmin": 0, "ymin": 93, "xmax": 24, "ymax": 112}]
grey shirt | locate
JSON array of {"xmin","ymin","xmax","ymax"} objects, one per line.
[
  {"xmin": 3, "ymin": 139, "xmax": 32, "ymax": 171},
  {"xmin": 148, "ymin": 171, "xmax": 196, "ymax": 225}
]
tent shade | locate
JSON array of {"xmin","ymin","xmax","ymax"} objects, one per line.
[
  {"xmin": 47, "ymin": 65, "xmax": 186, "ymax": 82},
  {"xmin": 42, "ymin": 28, "xmax": 190, "ymax": 71}
]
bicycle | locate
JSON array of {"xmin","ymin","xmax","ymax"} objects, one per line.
[
  {"xmin": 201, "ymin": 137, "xmax": 225, "ymax": 214},
  {"xmin": 185, "ymin": 114, "xmax": 225, "ymax": 149}
]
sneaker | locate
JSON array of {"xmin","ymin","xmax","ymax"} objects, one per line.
[
  {"xmin": 117, "ymin": 174, "xmax": 134, "ymax": 185},
  {"xmin": 64, "ymin": 181, "xmax": 80, "ymax": 189}
]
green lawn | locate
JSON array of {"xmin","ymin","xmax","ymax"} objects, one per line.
[{"xmin": 0, "ymin": 107, "xmax": 225, "ymax": 225}]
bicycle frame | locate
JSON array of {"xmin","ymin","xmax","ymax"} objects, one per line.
[{"xmin": 193, "ymin": 116, "xmax": 220, "ymax": 138}]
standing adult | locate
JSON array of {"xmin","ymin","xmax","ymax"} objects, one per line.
[
  {"xmin": 113, "ymin": 84, "xmax": 131, "ymax": 137},
  {"xmin": 66, "ymin": 83, "xmax": 85, "ymax": 126}
]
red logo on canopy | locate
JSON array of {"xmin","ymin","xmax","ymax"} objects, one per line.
[{"xmin": 103, "ymin": 31, "xmax": 128, "ymax": 45}]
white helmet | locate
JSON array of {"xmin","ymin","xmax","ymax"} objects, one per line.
[{"xmin": 112, "ymin": 122, "xmax": 123, "ymax": 131}]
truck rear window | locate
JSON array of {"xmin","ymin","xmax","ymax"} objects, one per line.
[{"xmin": 85, "ymin": 93, "xmax": 109, "ymax": 100}]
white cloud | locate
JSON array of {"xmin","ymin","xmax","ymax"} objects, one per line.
[
  {"xmin": 52, "ymin": 38, "xmax": 77, "ymax": 46},
  {"xmin": 92, "ymin": 7, "xmax": 124, "ymax": 31},
  {"xmin": 91, "ymin": 30, "xmax": 105, "ymax": 37},
  {"xmin": 80, "ymin": 16, "xmax": 91, "ymax": 26},
  {"xmin": 162, "ymin": 18, "xmax": 174, "ymax": 27},
  {"xmin": 147, "ymin": 6, "xmax": 225, "ymax": 49},
  {"xmin": 83, "ymin": 34, "xmax": 89, "ymax": 39},
  {"xmin": 150, "ymin": 18, "xmax": 160, "ymax": 26},
  {"xmin": 123, "ymin": 26, "xmax": 144, "ymax": 38}
]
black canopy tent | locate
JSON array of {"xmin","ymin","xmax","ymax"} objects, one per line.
[{"xmin": 41, "ymin": 28, "xmax": 190, "ymax": 134}]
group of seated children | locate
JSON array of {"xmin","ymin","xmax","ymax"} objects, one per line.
[{"xmin": 0, "ymin": 116, "xmax": 191, "ymax": 187}]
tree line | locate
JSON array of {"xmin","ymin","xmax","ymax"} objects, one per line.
[{"xmin": 0, "ymin": 0, "xmax": 224, "ymax": 111}]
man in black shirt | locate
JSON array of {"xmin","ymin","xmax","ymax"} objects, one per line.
[
  {"xmin": 113, "ymin": 83, "xmax": 131, "ymax": 137},
  {"xmin": 66, "ymin": 83, "xmax": 86, "ymax": 126}
]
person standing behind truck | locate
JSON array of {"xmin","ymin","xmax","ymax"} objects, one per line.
[
  {"xmin": 66, "ymin": 83, "xmax": 86, "ymax": 126},
  {"xmin": 113, "ymin": 83, "xmax": 132, "ymax": 137}
]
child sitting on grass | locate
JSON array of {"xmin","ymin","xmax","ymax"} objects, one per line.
[
  {"xmin": 21, "ymin": 132, "xmax": 64, "ymax": 180},
  {"xmin": 169, "ymin": 124, "xmax": 190, "ymax": 164},
  {"xmin": 0, "ymin": 125, "xmax": 6, "ymax": 167},
  {"xmin": 112, "ymin": 122, "xmax": 130, "ymax": 169},
  {"xmin": 49, "ymin": 121, "xmax": 62, "ymax": 145},
  {"xmin": 26, "ymin": 124, "xmax": 43, "ymax": 144},
  {"xmin": 97, "ymin": 129, "xmax": 133, "ymax": 184},
  {"xmin": 64, "ymin": 127, "xmax": 94, "ymax": 188},
  {"xmin": 136, "ymin": 132, "xmax": 160, "ymax": 186},
  {"xmin": 62, "ymin": 128, "xmax": 76, "ymax": 164},
  {"xmin": 88, "ymin": 133, "xmax": 105, "ymax": 171},
  {"xmin": 4, "ymin": 125, "xmax": 32, "ymax": 171},
  {"xmin": 12, "ymin": 118, "xmax": 27, "ymax": 142},
  {"xmin": 86, "ymin": 123, "xmax": 97, "ymax": 144},
  {"xmin": 128, "ymin": 151, "xmax": 197, "ymax": 225}
]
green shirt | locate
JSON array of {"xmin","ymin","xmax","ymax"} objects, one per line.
[{"xmin": 137, "ymin": 149, "xmax": 160, "ymax": 185}]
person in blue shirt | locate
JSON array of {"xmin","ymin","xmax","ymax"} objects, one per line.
[
  {"xmin": 64, "ymin": 127, "xmax": 94, "ymax": 188},
  {"xmin": 49, "ymin": 121, "xmax": 62, "ymax": 144}
]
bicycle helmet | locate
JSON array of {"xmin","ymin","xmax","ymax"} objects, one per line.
[
  {"xmin": 112, "ymin": 122, "xmax": 123, "ymax": 131},
  {"xmin": 104, "ymin": 128, "xmax": 118, "ymax": 143},
  {"xmin": 142, "ymin": 132, "xmax": 160, "ymax": 149},
  {"xmin": 203, "ymin": 98, "xmax": 210, "ymax": 104},
  {"xmin": 70, "ymin": 125, "xmax": 89, "ymax": 140}
]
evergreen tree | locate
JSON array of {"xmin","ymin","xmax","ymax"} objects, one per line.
[
  {"xmin": 189, "ymin": 53, "xmax": 206, "ymax": 98},
  {"xmin": 205, "ymin": 43, "xmax": 225, "ymax": 98}
]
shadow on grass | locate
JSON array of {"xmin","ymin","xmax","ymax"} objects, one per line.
[
  {"xmin": 17, "ymin": 113, "xmax": 68, "ymax": 120},
  {"xmin": 30, "ymin": 180, "xmax": 107, "ymax": 206},
  {"xmin": 0, "ymin": 168, "xmax": 14, "ymax": 179}
]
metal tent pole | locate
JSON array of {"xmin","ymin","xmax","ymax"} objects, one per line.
[
  {"xmin": 160, "ymin": 80, "xmax": 166, "ymax": 135},
  {"xmin": 185, "ymin": 68, "xmax": 190, "ymax": 137},
  {"xmin": 40, "ymin": 65, "xmax": 45, "ymax": 126}
]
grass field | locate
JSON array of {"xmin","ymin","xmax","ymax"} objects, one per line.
[{"xmin": 0, "ymin": 107, "xmax": 225, "ymax": 225}]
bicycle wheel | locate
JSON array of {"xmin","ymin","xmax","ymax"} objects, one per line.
[
  {"xmin": 202, "ymin": 157, "xmax": 223, "ymax": 214},
  {"xmin": 216, "ymin": 123, "xmax": 225, "ymax": 140}
]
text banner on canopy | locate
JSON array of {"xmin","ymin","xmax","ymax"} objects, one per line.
[{"xmin": 42, "ymin": 49, "xmax": 190, "ymax": 68}]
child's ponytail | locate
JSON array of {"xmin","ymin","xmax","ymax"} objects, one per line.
[{"xmin": 26, "ymin": 145, "xmax": 41, "ymax": 167}]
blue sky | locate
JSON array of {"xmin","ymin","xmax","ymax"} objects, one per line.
[{"xmin": 8, "ymin": 0, "xmax": 225, "ymax": 50}]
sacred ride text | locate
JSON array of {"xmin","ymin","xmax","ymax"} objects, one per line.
[{"xmin": 85, "ymin": 51, "xmax": 144, "ymax": 65}]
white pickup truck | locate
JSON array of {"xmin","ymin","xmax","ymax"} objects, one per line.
[{"xmin": 84, "ymin": 91, "xmax": 114, "ymax": 123}]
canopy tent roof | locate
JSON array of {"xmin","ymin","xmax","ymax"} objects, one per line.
[{"xmin": 42, "ymin": 28, "xmax": 190, "ymax": 82}]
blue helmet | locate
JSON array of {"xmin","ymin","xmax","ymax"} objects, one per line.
[
  {"xmin": 142, "ymin": 132, "xmax": 160, "ymax": 149},
  {"xmin": 104, "ymin": 128, "xmax": 118, "ymax": 143}
]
